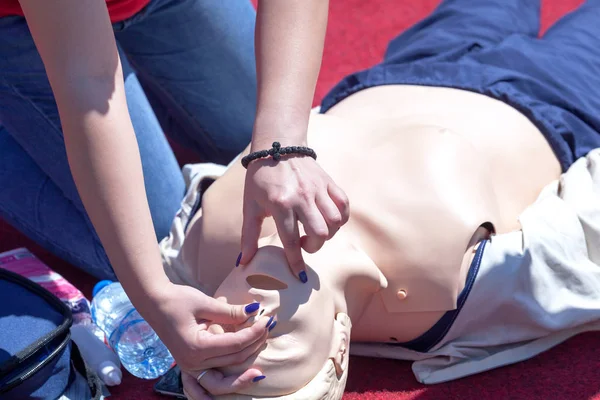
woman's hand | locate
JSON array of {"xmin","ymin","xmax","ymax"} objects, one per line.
[
  {"xmin": 239, "ymin": 155, "xmax": 350, "ymax": 281},
  {"xmin": 182, "ymin": 368, "xmax": 264, "ymax": 400},
  {"xmin": 142, "ymin": 283, "xmax": 271, "ymax": 395}
]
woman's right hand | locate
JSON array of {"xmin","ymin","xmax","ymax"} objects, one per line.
[{"xmin": 142, "ymin": 283, "xmax": 271, "ymax": 395}]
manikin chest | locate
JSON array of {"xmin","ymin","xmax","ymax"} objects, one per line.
[{"xmin": 315, "ymin": 123, "xmax": 497, "ymax": 316}]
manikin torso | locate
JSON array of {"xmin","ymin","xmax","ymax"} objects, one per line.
[{"xmin": 180, "ymin": 85, "xmax": 561, "ymax": 343}]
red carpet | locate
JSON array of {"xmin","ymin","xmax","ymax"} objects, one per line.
[{"xmin": 2, "ymin": 0, "xmax": 600, "ymax": 398}]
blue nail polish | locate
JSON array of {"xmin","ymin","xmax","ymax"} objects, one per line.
[
  {"xmin": 252, "ymin": 375, "xmax": 266, "ymax": 383},
  {"xmin": 268, "ymin": 321, "xmax": 277, "ymax": 332},
  {"xmin": 236, "ymin": 252, "xmax": 242, "ymax": 267},
  {"xmin": 265, "ymin": 316, "xmax": 274, "ymax": 329},
  {"xmin": 299, "ymin": 270, "xmax": 308, "ymax": 283},
  {"xmin": 245, "ymin": 303, "xmax": 260, "ymax": 314}
]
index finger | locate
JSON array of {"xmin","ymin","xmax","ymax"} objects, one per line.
[
  {"xmin": 273, "ymin": 209, "xmax": 307, "ymax": 283},
  {"xmin": 198, "ymin": 316, "xmax": 270, "ymax": 360},
  {"xmin": 240, "ymin": 200, "xmax": 263, "ymax": 266}
]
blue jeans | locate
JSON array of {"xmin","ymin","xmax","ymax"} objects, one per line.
[
  {"xmin": 321, "ymin": 0, "xmax": 600, "ymax": 172},
  {"xmin": 0, "ymin": 0, "xmax": 257, "ymax": 279}
]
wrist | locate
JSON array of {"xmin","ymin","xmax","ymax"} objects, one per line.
[
  {"xmin": 130, "ymin": 280, "xmax": 178, "ymax": 325},
  {"xmin": 251, "ymin": 113, "xmax": 309, "ymax": 151},
  {"xmin": 251, "ymin": 133, "xmax": 308, "ymax": 152},
  {"xmin": 120, "ymin": 273, "xmax": 172, "ymax": 312},
  {"xmin": 141, "ymin": 280, "xmax": 174, "ymax": 305},
  {"xmin": 242, "ymin": 142, "xmax": 317, "ymax": 169}
]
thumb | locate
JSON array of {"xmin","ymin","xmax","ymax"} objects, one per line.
[
  {"xmin": 200, "ymin": 295, "xmax": 260, "ymax": 325},
  {"xmin": 240, "ymin": 202, "xmax": 263, "ymax": 265}
]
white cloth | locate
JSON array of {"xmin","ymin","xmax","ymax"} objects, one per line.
[
  {"xmin": 159, "ymin": 162, "xmax": 228, "ymax": 287},
  {"xmin": 159, "ymin": 150, "xmax": 600, "ymax": 386}
]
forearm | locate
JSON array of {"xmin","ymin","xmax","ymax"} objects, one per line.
[
  {"xmin": 55, "ymin": 76, "xmax": 171, "ymax": 307},
  {"xmin": 252, "ymin": 0, "xmax": 328, "ymax": 149},
  {"xmin": 19, "ymin": 0, "xmax": 170, "ymax": 310}
]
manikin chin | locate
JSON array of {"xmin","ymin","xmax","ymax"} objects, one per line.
[{"xmin": 212, "ymin": 233, "xmax": 388, "ymax": 399}]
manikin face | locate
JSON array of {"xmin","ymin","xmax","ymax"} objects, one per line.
[{"xmin": 213, "ymin": 238, "xmax": 346, "ymax": 397}]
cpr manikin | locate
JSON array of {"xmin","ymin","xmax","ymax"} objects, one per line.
[
  {"xmin": 160, "ymin": 83, "xmax": 562, "ymax": 397},
  {"xmin": 157, "ymin": 0, "xmax": 600, "ymax": 393}
]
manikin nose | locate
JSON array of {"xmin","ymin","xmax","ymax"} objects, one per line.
[{"xmin": 246, "ymin": 274, "xmax": 289, "ymax": 291}]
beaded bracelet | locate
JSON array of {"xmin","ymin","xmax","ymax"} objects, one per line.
[{"xmin": 241, "ymin": 142, "xmax": 317, "ymax": 169}]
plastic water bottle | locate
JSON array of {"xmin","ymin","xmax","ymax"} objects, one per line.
[{"xmin": 91, "ymin": 280, "xmax": 174, "ymax": 379}]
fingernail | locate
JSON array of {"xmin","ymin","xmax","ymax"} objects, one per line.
[
  {"xmin": 252, "ymin": 375, "xmax": 266, "ymax": 383},
  {"xmin": 268, "ymin": 321, "xmax": 277, "ymax": 332},
  {"xmin": 265, "ymin": 316, "xmax": 274, "ymax": 329},
  {"xmin": 245, "ymin": 302, "xmax": 260, "ymax": 314},
  {"xmin": 299, "ymin": 270, "xmax": 308, "ymax": 284},
  {"xmin": 236, "ymin": 252, "xmax": 242, "ymax": 267}
]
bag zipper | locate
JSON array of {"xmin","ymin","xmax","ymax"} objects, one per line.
[{"xmin": 0, "ymin": 268, "xmax": 72, "ymax": 378}]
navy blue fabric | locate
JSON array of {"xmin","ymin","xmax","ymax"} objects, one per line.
[
  {"xmin": 320, "ymin": 0, "xmax": 600, "ymax": 172},
  {"xmin": 0, "ymin": 273, "xmax": 72, "ymax": 399},
  {"xmin": 0, "ymin": 279, "xmax": 63, "ymax": 360},
  {"xmin": 1, "ymin": 341, "xmax": 72, "ymax": 400},
  {"xmin": 389, "ymin": 240, "xmax": 487, "ymax": 352}
]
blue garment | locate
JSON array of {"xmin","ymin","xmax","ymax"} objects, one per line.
[
  {"xmin": 321, "ymin": 0, "xmax": 600, "ymax": 173},
  {"xmin": 0, "ymin": 0, "xmax": 257, "ymax": 279}
]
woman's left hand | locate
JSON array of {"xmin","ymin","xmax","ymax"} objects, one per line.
[{"xmin": 239, "ymin": 155, "xmax": 350, "ymax": 281}]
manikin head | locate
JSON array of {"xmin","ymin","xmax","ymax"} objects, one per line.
[{"xmin": 212, "ymin": 234, "xmax": 385, "ymax": 399}]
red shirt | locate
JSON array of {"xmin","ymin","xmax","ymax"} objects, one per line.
[{"xmin": 0, "ymin": 0, "xmax": 151, "ymax": 23}]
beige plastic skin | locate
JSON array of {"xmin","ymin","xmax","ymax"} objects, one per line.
[
  {"xmin": 173, "ymin": 85, "xmax": 562, "ymax": 397},
  {"xmin": 212, "ymin": 233, "xmax": 385, "ymax": 397},
  {"xmin": 218, "ymin": 314, "xmax": 352, "ymax": 400}
]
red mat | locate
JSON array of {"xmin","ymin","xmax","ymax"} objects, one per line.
[{"xmin": 2, "ymin": 0, "xmax": 600, "ymax": 398}]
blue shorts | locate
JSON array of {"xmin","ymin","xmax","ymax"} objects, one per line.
[{"xmin": 321, "ymin": 0, "xmax": 600, "ymax": 172}]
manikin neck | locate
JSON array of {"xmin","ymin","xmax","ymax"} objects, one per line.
[{"xmin": 253, "ymin": 233, "xmax": 387, "ymax": 324}]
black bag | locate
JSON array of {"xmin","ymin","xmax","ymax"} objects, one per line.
[{"xmin": 0, "ymin": 268, "xmax": 102, "ymax": 400}]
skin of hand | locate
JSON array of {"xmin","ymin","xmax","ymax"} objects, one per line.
[
  {"xmin": 182, "ymin": 368, "xmax": 265, "ymax": 400},
  {"xmin": 240, "ymin": 156, "xmax": 349, "ymax": 281},
  {"xmin": 181, "ymin": 321, "xmax": 269, "ymax": 399},
  {"xmin": 239, "ymin": 0, "xmax": 350, "ymax": 280},
  {"xmin": 17, "ymin": 0, "xmax": 273, "ymax": 391},
  {"xmin": 141, "ymin": 284, "xmax": 272, "ymax": 396}
]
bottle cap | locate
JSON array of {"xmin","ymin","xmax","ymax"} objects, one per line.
[
  {"xmin": 98, "ymin": 361, "xmax": 122, "ymax": 386},
  {"xmin": 93, "ymin": 280, "xmax": 114, "ymax": 298}
]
